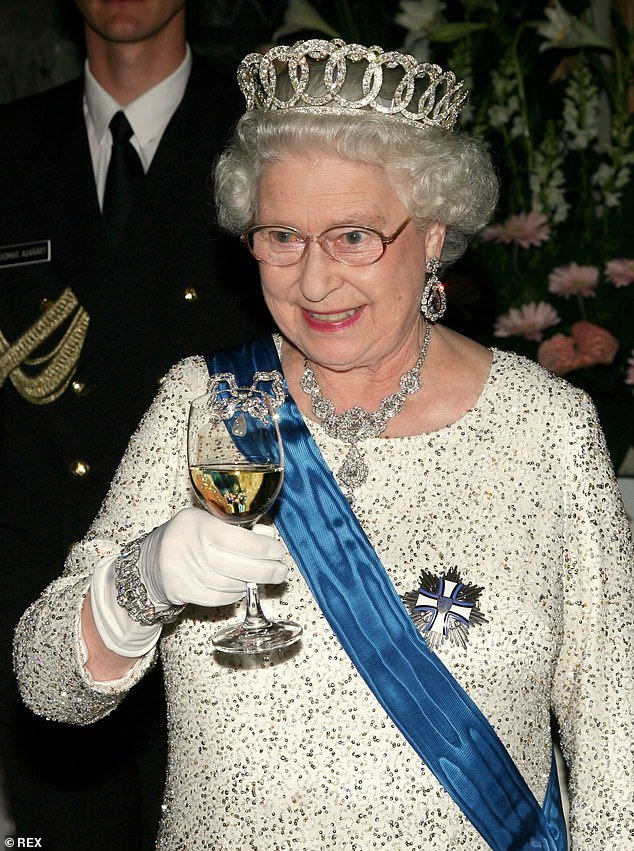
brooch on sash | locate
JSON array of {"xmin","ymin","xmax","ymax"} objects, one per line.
[{"xmin": 402, "ymin": 568, "xmax": 487, "ymax": 651}]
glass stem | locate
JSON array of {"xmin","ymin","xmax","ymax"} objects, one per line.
[{"xmin": 242, "ymin": 582, "xmax": 272, "ymax": 631}]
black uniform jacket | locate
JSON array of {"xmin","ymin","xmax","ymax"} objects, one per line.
[{"xmin": 0, "ymin": 56, "xmax": 270, "ymax": 702}]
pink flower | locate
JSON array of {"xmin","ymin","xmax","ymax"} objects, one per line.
[
  {"xmin": 537, "ymin": 321, "xmax": 619, "ymax": 375},
  {"xmin": 537, "ymin": 334, "xmax": 579, "ymax": 375},
  {"xmin": 494, "ymin": 301, "xmax": 560, "ymax": 341},
  {"xmin": 481, "ymin": 211, "xmax": 551, "ymax": 249},
  {"xmin": 626, "ymin": 351, "xmax": 634, "ymax": 386},
  {"xmin": 548, "ymin": 263, "xmax": 599, "ymax": 298},
  {"xmin": 573, "ymin": 321, "xmax": 619, "ymax": 367},
  {"xmin": 605, "ymin": 258, "xmax": 634, "ymax": 288}
]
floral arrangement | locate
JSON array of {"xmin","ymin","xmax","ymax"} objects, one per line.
[
  {"xmin": 446, "ymin": 0, "xmax": 634, "ymax": 469},
  {"xmin": 269, "ymin": 0, "xmax": 634, "ymax": 468}
]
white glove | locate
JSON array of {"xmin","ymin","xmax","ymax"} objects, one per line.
[
  {"xmin": 140, "ymin": 507, "xmax": 288, "ymax": 607},
  {"xmin": 90, "ymin": 507, "xmax": 288, "ymax": 658}
]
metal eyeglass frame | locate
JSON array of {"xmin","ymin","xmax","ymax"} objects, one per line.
[{"xmin": 241, "ymin": 217, "xmax": 412, "ymax": 267}]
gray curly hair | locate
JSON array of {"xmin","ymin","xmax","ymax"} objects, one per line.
[
  {"xmin": 215, "ymin": 47, "xmax": 498, "ymax": 270},
  {"xmin": 214, "ymin": 109, "xmax": 498, "ymax": 269}
]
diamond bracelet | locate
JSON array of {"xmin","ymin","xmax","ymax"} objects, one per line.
[{"xmin": 114, "ymin": 538, "xmax": 184, "ymax": 627}]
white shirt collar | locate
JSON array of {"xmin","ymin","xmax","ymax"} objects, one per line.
[{"xmin": 84, "ymin": 43, "xmax": 192, "ymax": 147}]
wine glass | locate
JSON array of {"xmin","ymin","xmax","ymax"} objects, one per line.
[{"xmin": 187, "ymin": 380, "xmax": 302, "ymax": 654}]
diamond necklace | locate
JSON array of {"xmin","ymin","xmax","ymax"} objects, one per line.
[{"xmin": 299, "ymin": 322, "xmax": 432, "ymax": 501}]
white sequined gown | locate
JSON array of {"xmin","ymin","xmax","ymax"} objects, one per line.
[{"xmin": 14, "ymin": 345, "xmax": 634, "ymax": 850}]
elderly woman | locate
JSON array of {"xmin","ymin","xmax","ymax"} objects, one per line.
[{"xmin": 14, "ymin": 40, "xmax": 632, "ymax": 850}]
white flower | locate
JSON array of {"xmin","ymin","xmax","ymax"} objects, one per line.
[
  {"xmin": 537, "ymin": 1, "xmax": 611, "ymax": 51},
  {"xmin": 529, "ymin": 127, "xmax": 569, "ymax": 224},
  {"xmin": 488, "ymin": 103, "xmax": 512, "ymax": 128},
  {"xmin": 537, "ymin": 2, "xmax": 575, "ymax": 45},
  {"xmin": 273, "ymin": 0, "xmax": 339, "ymax": 41},
  {"xmin": 396, "ymin": 0, "xmax": 446, "ymax": 55},
  {"xmin": 592, "ymin": 122, "xmax": 634, "ymax": 214},
  {"xmin": 488, "ymin": 58, "xmax": 522, "ymax": 132},
  {"xmin": 563, "ymin": 62, "xmax": 600, "ymax": 150},
  {"xmin": 396, "ymin": 0, "xmax": 446, "ymax": 34},
  {"xmin": 510, "ymin": 114, "xmax": 527, "ymax": 139}
]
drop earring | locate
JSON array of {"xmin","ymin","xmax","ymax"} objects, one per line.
[{"xmin": 421, "ymin": 256, "xmax": 446, "ymax": 322}]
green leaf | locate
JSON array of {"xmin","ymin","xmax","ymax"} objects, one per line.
[{"xmin": 428, "ymin": 22, "xmax": 489, "ymax": 43}]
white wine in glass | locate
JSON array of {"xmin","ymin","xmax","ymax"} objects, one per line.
[
  {"xmin": 189, "ymin": 462, "xmax": 283, "ymax": 526},
  {"xmin": 188, "ymin": 386, "xmax": 302, "ymax": 654}
]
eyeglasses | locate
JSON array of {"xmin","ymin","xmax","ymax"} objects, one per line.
[{"xmin": 241, "ymin": 218, "xmax": 411, "ymax": 267}]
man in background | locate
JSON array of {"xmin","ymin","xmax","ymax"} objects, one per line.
[{"xmin": 0, "ymin": 1, "xmax": 269, "ymax": 847}]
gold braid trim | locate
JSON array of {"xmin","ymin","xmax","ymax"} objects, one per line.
[{"xmin": 0, "ymin": 287, "xmax": 90, "ymax": 405}]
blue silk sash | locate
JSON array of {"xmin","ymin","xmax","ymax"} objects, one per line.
[{"xmin": 207, "ymin": 336, "xmax": 567, "ymax": 851}]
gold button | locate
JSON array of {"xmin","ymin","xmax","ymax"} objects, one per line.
[
  {"xmin": 183, "ymin": 287, "xmax": 198, "ymax": 301},
  {"xmin": 71, "ymin": 379, "xmax": 88, "ymax": 396},
  {"xmin": 69, "ymin": 459, "xmax": 90, "ymax": 477}
]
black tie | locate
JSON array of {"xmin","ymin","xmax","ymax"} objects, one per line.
[{"xmin": 102, "ymin": 111, "xmax": 144, "ymax": 243}]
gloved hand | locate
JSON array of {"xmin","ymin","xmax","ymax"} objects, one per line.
[
  {"xmin": 89, "ymin": 507, "xmax": 288, "ymax": 658},
  {"xmin": 140, "ymin": 507, "xmax": 287, "ymax": 607}
]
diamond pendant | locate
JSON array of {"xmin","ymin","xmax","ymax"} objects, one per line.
[
  {"xmin": 301, "ymin": 322, "xmax": 432, "ymax": 501},
  {"xmin": 338, "ymin": 444, "xmax": 369, "ymax": 493}
]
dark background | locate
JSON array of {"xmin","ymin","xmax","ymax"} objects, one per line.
[
  {"xmin": 2, "ymin": 0, "xmax": 632, "ymax": 473},
  {"xmin": 0, "ymin": 0, "xmax": 408, "ymax": 104}
]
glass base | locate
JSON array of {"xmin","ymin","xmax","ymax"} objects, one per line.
[
  {"xmin": 212, "ymin": 619, "xmax": 303, "ymax": 655},
  {"xmin": 214, "ymin": 583, "xmax": 303, "ymax": 655}
]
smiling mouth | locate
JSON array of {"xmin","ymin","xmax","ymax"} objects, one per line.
[{"xmin": 305, "ymin": 308, "xmax": 360, "ymax": 322}]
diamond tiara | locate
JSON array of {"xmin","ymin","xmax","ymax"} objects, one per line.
[{"xmin": 237, "ymin": 38, "xmax": 467, "ymax": 131}]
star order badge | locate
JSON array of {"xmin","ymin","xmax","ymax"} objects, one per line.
[{"xmin": 402, "ymin": 568, "xmax": 487, "ymax": 651}]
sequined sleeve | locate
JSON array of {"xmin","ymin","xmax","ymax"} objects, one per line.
[
  {"xmin": 13, "ymin": 356, "xmax": 209, "ymax": 725},
  {"xmin": 552, "ymin": 392, "xmax": 634, "ymax": 847}
]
